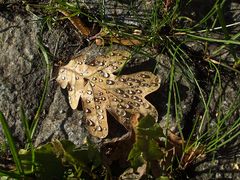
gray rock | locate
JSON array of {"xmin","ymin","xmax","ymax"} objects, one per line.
[
  {"xmin": 0, "ymin": 14, "xmax": 40, "ymax": 143},
  {"xmin": 79, "ymin": 0, "xmax": 154, "ymax": 27},
  {"xmin": 34, "ymin": 87, "xmax": 87, "ymax": 146}
]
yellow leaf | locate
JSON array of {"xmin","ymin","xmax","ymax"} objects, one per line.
[{"xmin": 57, "ymin": 49, "xmax": 160, "ymax": 138}]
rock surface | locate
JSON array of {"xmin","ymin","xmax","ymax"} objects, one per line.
[{"xmin": 0, "ymin": 13, "xmax": 40, "ymax": 144}]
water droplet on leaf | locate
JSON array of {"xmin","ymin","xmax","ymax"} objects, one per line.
[
  {"xmin": 106, "ymin": 80, "xmax": 114, "ymax": 85},
  {"xmin": 96, "ymin": 126, "xmax": 102, "ymax": 131},
  {"xmin": 87, "ymin": 90, "xmax": 92, "ymax": 95},
  {"xmin": 85, "ymin": 108, "xmax": 91, "ymax": 113}
]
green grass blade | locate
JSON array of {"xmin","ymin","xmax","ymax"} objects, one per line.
[
  {"xmin": 206, "ymin": 117, "xmax": 240, "ymax": 153},
  {"xmin": 30, "ymin": 38, "xmax": 51, "ymax": 139},
  {"xmin": 20, "ymin": 106, "xmax": 35, "ymax": 172},
  {"xmin": 0, "ymin": 169, "xmax": 22, "ymax": 178},
  {"xmin": 0, "ymin": 112, "xmax": 24, "ymax": 175},
  {"xmin": 186, "ymin": 33, "xmax": 240, "ymax": 45}
]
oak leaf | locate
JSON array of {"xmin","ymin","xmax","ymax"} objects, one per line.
[{"xmin": 56, "ymin": 49, "xmax": 160, "ymax": 138}]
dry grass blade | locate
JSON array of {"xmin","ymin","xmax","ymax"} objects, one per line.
[{"xmin": 56, "ymin": 49, "xmax": 160, "ymax": 138}]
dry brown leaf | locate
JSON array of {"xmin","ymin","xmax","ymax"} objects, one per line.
[
  {"xmin": 95, "ymin": 36, "xmax": 143, "ymax": 46},
  {"xmin": 56, "ymin": 49, "xmax": 160, "ymax": 138},
  {"xmin": 166, "ymin": 130, "xmax": 206, "ymax": 169},
  {"xmin": 58, "ymin": 9, "xmax": 91, "ymax": 37}
]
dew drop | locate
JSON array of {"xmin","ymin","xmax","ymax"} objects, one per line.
[
  {"xmin": 152, "ymin": 83, "xmax": 159, "ymax": 87},
  {"xmin": 113, "ymin": 98, "xmax": 118, "ymax": 102},
  {"xmin": 125, "ymin": 104, "xmax": 132, "ymax": 109},
  {"xmin": 116, "ymin": 89, "xmax": 124, "ymax": 94},
  {"xmin": 87, "ymin": 119, "xmax": 95, "ymax": 126},
  {"xmin": 94, "ymin": 98, "xmax": 99, "ymax": 102},
  {"xmin": 117, "ymin": 109, "xmax": 127, "ymax": 117},
  {"xmin": 113, "ymin": 66, "xmax": 118, "ymax": 70},
  {"xmin": 132, "ymin": 96, "xmax": 138, "ymax": 100},
  {"xmin": 85, "ymin": 108, "xmax": 91, "ymax": 113},
  {"xmin": 127, "ymin": 82, "xmax": 133, "ymax": 86},
  {"xmin": 96, "ymin": 126, "xmax": 102, "ymax": 131},
  {"xmin": 99, "ymin": 92, "xmax": 103, "ymax": 96},
  {"xmin": 120, "ymin": 78, "xmax": 125, "ymax": 82},
  {"xmin": 87, "ymin": 90, "xmax": 92, "ymax": 95},
  {"xmin": 140, "ymin": 74, "xmax": 150, "ymax": 78},
  {"xmin": 96, "ymin": 105, "xmax": 100, "ymax": 109},
  {"xmin": 77, "ymin": 61, "xmax": 83, "ymax": 65},
  {"xmin": 99, "ymin": 79, "xmax": 103, "ymax": 82},
  {"xmin": 121, "ymin": 110, "xmax": 127, "ymax": 117},
  {"xmin": 123, "ymin": 57, "xmax": 128, "ymax": 60},
  {"xmin": 79, "ymin": 73, "xmax": 83, "ymax": 76},
  {"xmin": 75, "ymin": 76, "xmax": 79, "ymax": 80},
  {"xmin": 86, "ymin": 100, "xmax": 91, "ymax": 103},
  {"xmin": 138, "ymin": 99, "xmax": 142, "ymax": 102},
  {"xmin": 103, "ymin": 127, "xmax": 107, "ymax": 131},
  {"xmin": 141, "ymin": 83, "xmax": 149, "ymax": 87},
  {"xmin": 99, "ymin": 62, "xmax": 105, "ymax": 66},
  {"xmin": 98, "ymin": 115, "xmax": 104, "ymax": 120},
  {"xmin": 134, "ymin": 79, "xmax": 141, "ymax": 83},
  {"xmin": 101, "ymin": 97, "xmax": 106, "ymax": 101},
  {"xmin": 99, "ymin": 109, "xmax": 103, "ymax": 113},
  {"xmin": 127, "ymin": 90, "xmax": 135, "ymax": 95},
  {"xmin": 136, "ymin": 89, "xmax": 142, "ymax": 94},
  {"xmin": 106, "ymin": 80, "xmax": 115, "ymax": 85},
  {"xmin": 123, "ymin": 94, "xmax": 129, "ymax": 98},
  {"xmin": 92, "ymin": 77, "xmax": 97, "ymax": 81},
  {"xmin": 134, "ymin": 102, "xmax": 140, "ymax": 107},
  {"xmin": 61, "ymin": 76, "xmax": 65, "ymax": 80},
  {"xmin": 117, "ymin": 104, "xmax": 123, "ymax": 109},
  {"xmin": 102, "ymin": 72, "xmax": 110, "ymax": 78}
]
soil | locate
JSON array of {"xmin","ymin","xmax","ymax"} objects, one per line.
[{"xmin": 0, "ymin": 0, "xmax": 239, "ymax": 179}]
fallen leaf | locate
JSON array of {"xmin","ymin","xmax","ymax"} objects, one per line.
[
  {"xmin": 58, "ymin": 9, "xmax": 90, "ymax": 37},
  {"xmin": 94, "ymin": 27, "xmax": 143, "ymax": 46},
  {"xmin": 56, "ymin": 49, "xmax": 160, "ymax": 138}
]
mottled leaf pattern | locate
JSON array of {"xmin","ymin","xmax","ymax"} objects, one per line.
[{"xmin": 57, "ymin": 49, "xmax": 160, "ymax": 138}]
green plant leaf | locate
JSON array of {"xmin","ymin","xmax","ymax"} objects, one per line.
[
  {"xmin": 0, "ymin": 112, "xmax": 24, "ymax": 176},
  {"xmin": 19, "ymin": 142, "xmax": 65, "ymax": 179},
  {"xmin": 128, "ymin": 115, "xmax": 165, "ymax": 170},
  {"xmin": 137, "ymin": 115, "xmax": 156, "ymax": 128},
  {"xmin": 144, "ymin": 139, "xmax": 163, "ymax": 161},
  {"xmin": 128, "ymin": 144, "xmax": 145, "ymax": 170}
]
